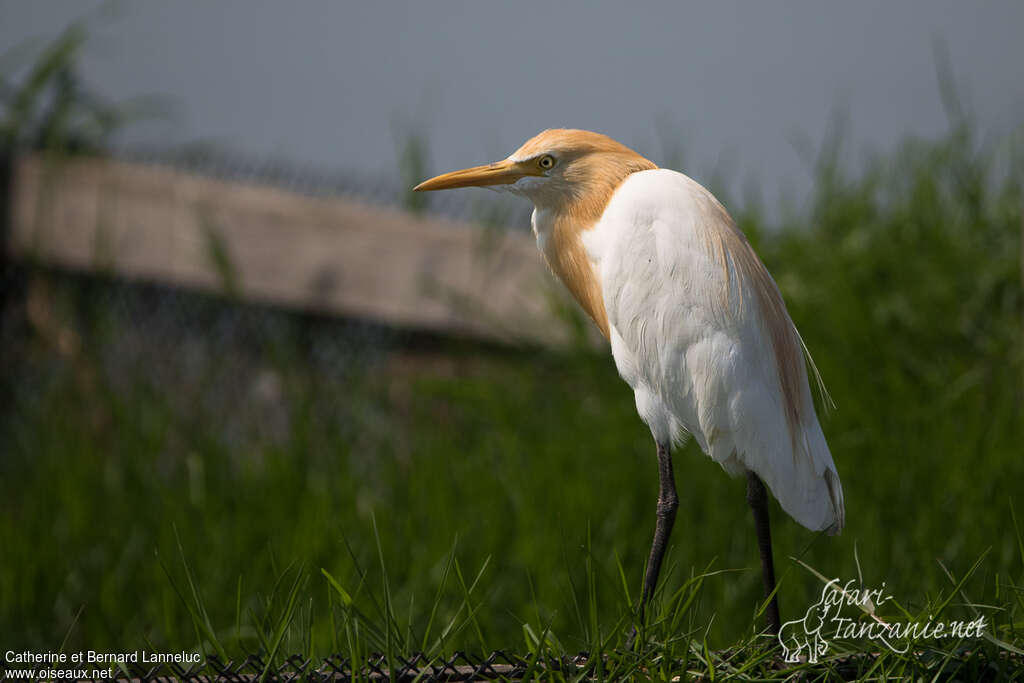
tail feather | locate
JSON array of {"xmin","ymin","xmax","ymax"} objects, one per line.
[{"xmin": 757, "ymin": 416, "xmax": 844, "ymax": 534}]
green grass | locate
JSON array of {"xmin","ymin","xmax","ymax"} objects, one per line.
[{"xmin": 3, "ymin": 99, "xmax": 1024, "ymax": 679}]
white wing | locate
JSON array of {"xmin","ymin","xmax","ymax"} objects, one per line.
[{"xmin": 584, "ymin": 169, "xmax": 843, "ymax": 534}]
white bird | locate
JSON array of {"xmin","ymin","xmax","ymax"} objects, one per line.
[{"xmin": 414, "ymin": 129, "xmax": 844, "ymax": 638}]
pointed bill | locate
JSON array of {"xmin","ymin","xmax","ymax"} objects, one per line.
[{"xmin": 413, "ymin": 159, "xmax": 536, "ymax": 192}]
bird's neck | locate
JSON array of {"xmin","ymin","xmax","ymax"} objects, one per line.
[{"xmin": 532, "ymin": 207, "xmax": 610, "ymax": 339}]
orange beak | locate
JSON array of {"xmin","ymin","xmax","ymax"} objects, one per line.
[{"xmin": 413, "ymin": 159, "xmax": 536, "ymax": 192}]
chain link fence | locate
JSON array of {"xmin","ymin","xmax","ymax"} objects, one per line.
[
  {"xmin": 66, "ymin": 651, "xmax": 561, "ymax": 682},
  {"xmin": 0, "ymin": 143, "xmax": 537, "ymax": 457}
]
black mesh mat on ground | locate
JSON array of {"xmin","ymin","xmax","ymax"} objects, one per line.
[
  {"xmin": 5, "ymin": 650, "xmax": 1019, "ymax": 682},
  {"xmin": 2, "ymin": 651, "xmax": 576, "ymax": 682}
]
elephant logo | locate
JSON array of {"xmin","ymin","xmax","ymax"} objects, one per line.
[{"xmin": 778, "ymin": 581, "xmax": 837, "ymax": 663}]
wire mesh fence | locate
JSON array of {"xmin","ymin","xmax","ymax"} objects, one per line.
[
  {"xmin": 0, "ymin": 143, "xmax": 535, "ymax": 462},
  {"xmin": 5, "ymin": 650, "xmax": 589, "ymax": 683},
  {"xmin": 5, "ymin": 269, "xmax": 397, "ymax": 455}
]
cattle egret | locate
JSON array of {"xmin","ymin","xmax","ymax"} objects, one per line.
[{"xmin": 414, "ymin": 129, "xmax": 844, "ymax": 638}]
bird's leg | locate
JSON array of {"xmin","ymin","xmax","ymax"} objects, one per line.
[
  {"xmin": 746, "ymin": 471, "xmax": 781, "ymax": 636},
  {"xmin": 630, "ymin": 440, "xmax": 678, "ymax": 645}
]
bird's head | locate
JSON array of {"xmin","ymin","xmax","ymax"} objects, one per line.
[{"xmin": 414, "ymin": 129, "xmax": 656, "ymax": 217}]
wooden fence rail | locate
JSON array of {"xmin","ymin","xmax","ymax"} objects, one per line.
[{"xmin": 7, "ymin": 153, "xmax": 584, "ymax": 347}]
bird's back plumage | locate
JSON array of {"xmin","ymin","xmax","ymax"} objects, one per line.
[{"xmin": 581, "ymin": 169, "xmax": 844, "ymax": 534}]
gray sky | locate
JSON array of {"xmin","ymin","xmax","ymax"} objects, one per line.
[{"xmin": 3, "ymin": 1, "xmax": 1023, "ymax": 214}]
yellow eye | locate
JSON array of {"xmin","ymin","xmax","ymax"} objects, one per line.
[{"xmin": 538, "ymin": 155, "xmax": 555, "ymax": 170}]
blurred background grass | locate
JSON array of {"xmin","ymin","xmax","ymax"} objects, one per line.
[{"xmin": 1, "ymin": 20, "xmax": 1023, "ymax": 661}]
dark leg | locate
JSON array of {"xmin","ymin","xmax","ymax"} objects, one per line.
[
  {"xmin": 630, "ymin": 441, "xmax": 678, "ymax": 646},
  {"xmin": 746, "ymin": 471, "xmax": 781, "ymax": 635}
]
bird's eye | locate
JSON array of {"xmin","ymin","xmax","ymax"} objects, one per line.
[{"xmin": 538, "ymin": 155, "xmax": 555, "ymax": 170}]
